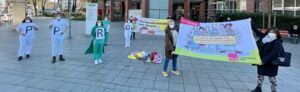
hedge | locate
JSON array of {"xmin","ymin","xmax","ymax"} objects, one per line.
[
  {"xmin": 216, "ymin": 12, "xmax": 300, "ymax": 30},
  {"xmin": 44, "ymin": 13, "xmax": 54, "ymax": 17}
]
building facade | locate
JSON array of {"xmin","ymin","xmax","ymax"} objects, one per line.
[{"xmin": 88, "ymin": 0, "xmax": 300, "ymax": 21}]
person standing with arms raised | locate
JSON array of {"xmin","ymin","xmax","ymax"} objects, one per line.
[
  {"xmin": 17, "ymin": 17, "xmax": 39, "ymax": 61},
  {"xmin": 49, "ymin": 13, "xmax": 69, "ymax": 64}
]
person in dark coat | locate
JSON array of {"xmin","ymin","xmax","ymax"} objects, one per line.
[
  {"xmin": 252, "ymin": 25, "xmax": 284, "ymax": 92},
  {"xmin": 162, "ymin": 17, "xmax": 180, "ymax": 77},
  {"xmin": 288, "ymin": 25, "xmax": 300, "ymax": 43},
  {"xmin": 218, "ymin": 14, "xmax": 224, "ymax": 22}
]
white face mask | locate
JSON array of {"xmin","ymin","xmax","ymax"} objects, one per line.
[
  {"xmin": 294, "ymin": 26, "xmax": 298, "ymax": 30},
  {"xmin": 128, "ymin": 20, "xmax": 131, "ymax": 23},
  {"xmin": 25, "ymin": 20, "xmax": 30, "ymax": 23},
  {"xmin": 105, "ymin": 17, "xmax": 108, "ymax": 20},
  {"xmin": 97, "ymin": 23, "xmax": 101, "ymax": 26},
  {"xmin": 262, "ymin": 33, "xmax": 277, "ymax": 44},
  {"xmin": 169, "ymin": 24, "xmax": 175, "ymax": 28}
]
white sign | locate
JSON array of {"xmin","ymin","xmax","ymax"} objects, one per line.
[
  {"xmin": 96, "ymin": 28, "xmax": 105, "ymax": 40},
  {"xmin": 86, "ymin": 3, "xmax": 98, "ymax": 35}
]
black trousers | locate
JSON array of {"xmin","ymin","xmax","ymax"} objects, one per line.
[{"xmin": 131, "ymin": 32, "xmax": 135, "ymax": 40}]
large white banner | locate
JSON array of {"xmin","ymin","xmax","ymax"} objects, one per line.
[
  {"xmin": 86, "ymin": 3, "xmax": 98, "ymax": 35},
  {"xmin": 175, "ymin": 18, "xmax": 261, "ymax": 64}
]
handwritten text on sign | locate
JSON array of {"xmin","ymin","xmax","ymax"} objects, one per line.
[{"xmin": 193, "ymin": 36, "xmax": 236, "ymax": 45}]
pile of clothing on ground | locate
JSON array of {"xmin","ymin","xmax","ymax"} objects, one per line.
[{"xmin": 128, "ymin": 51, "xmax": 162, "ymax": 64}]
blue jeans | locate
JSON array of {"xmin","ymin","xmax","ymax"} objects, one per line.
[{"xmin": 163, "ymin": 55, "xmax": 178, "ymax": 72}]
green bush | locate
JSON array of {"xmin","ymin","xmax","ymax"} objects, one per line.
[
  {"xmin": 71, "ymin": 16, "xmax": 103, "ymax": 21},
  {"xmin": 216, "ymin": 12, "xmax": 300, "ymax": 30},
  {"xmin": 44, "ymin": 13, "xmax": 54, "ymax": 17}
]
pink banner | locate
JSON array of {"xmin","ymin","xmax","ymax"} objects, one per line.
[{"xmin": 180, "ymin": 17, "xmax": 199, "ymax": 26}]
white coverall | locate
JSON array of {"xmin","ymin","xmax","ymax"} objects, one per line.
[
  {"xmin": 50, "ymin": 19, "xmax": 69, "ymax": 56},
  {"xmin": 17, "ymin": 23, "xmax": 37, "ymax": 57},
  {"xmin": 124, "ymin": 23, "xmax": 133, "ymax": 47}
]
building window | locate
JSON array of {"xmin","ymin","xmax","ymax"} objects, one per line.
[
  {"xmin": 149, "ymin": 0, "xmax": 169, "ymax": 19},
  {"xmin": 215, "ymin": 0, "xmax": 247, "ymax": 13},
  {"xmin": 273, "ymin": 0, "xmax": 300, "ymax": 17}
]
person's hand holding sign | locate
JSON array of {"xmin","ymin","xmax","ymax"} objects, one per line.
[{"xmin": 171, "ymin": 51, "xmax": 176, "ymax": 55}]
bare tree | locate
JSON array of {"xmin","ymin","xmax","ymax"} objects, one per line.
[
  {"xmin": 72, "ymin": 0, "xmax": 77, "ymax": 12},
  {"xmin": 32, "ymin": 0, "xmax": 38, "ymax": 16},
  {"xmin": 41, "ymin": 0, "xmax": 48, "ymax": 15}
]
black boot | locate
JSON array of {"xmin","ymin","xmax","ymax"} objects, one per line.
[
  {"xmin": 26, "ymin": 54, "xmax": 30, "ymax": 58},
  {"xmin": 59, "ymin": 55, "xmax": 65, "ymax": 61},
  {"xmin": 52, "ymin": 56, "xmax": 56, "ymax": 64},
  {"xmin": 18, "ymin": 56, "xmax": 22, "ymax": 61},
  {"xmin": 252, "ymin": 87, "xmax": 262, "ymax": 92}
]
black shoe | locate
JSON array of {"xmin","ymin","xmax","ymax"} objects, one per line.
[
  {"xmin": 52, "ymin": 56, "xmax": 56, "ymax": 64},
  {"xmin": 26, "ymin": 54, "xmax": 30, "ymax": 58},
  {"xmin": 18, "ymin": 56, "xmax": 22, "ymax": 61},
  {"xmin": 104, "ymin": 44, "xmax": 107, "ymax": 46},
  {"xmin": 252, "ymin": 87, "xmax": 262, "ymax": 92},
  {"xmin": 59, "ymin": 55, "xmax": 65, "ymax": 61}
]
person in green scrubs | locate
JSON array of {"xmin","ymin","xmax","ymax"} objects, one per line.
[
  {"xmin": 85, "ymin": 20, "xmax": 106, "ymax": 65},
  {"xmin": 103, "ymin": 17, "xmax": 111, "ymax": 46}
]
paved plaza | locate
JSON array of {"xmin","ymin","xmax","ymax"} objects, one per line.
[{"xmin": 0, "ymin": 18, "xmax": 299, "ymax": 92}]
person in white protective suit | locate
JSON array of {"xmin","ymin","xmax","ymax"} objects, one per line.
[
  {"xmin": 49, "ymin": 13, "xmax": 69, "ymax": 64},
  {"xmin": 124, "ymin": 20, "xmax": 133, "ymax": 48},
  {"xmin": 17, "ymin": 17, "xmax": 39, "ymax": 61}
]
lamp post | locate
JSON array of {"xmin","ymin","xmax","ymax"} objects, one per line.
[{"xmin": 68, "ymin": 0, "xmax": 72, "ymax": 39}]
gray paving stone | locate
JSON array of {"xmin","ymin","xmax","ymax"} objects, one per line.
[
  {"xmin": 125, "ymin": 78, "xmax": 141, "ymax": 87},
  {"xmin": 143, "ymin": 89, "xmax": 160, "ymax": 92},
  {"xmin": 20, "ymin": 88, "xmax": 52, "ymax": 92},
  {"xmin": 112, "ymin": 77, "xmax": 128, "ymax": 85},
  {"xmin": 227, "ymin": 81, "xmax": 248, "ymax": 90},
  {"xmin": 128, "ymin": 87, "xmax": 144, "ymax": 92},
  {"xmin": 197, "ymin": 78, "xmax": 214, "ymax": 86},
  {"xmin": 118, "ymin": 70, "xmax": 132, "ymax": 77},
  {"xmin": 32, "ymin": 79, "xmax": 65, "ymax": 90},
  {"xmin": 0, "ymin": 83, "xmax": 13, "ymax": 92},
  {"xmin": 0, "ymin": 18, "xmax": 299, "ymax": 92},
  {"xmin": 55, "ymin": 82, "xmax": 77, "ymax": 92},
  {"xmin": 130, "ymin": 72, "xmax": 144, "ymax": 79},
  {"xmin": 142, "ymin": 73, "xmax": 157, "ymax": 80},
  {"xmin": 217, "ymin": 88, "xmax": 234, "ymax": 92},
  {"xmin": 139, "ymin": 79, "xmax": 155, "ymax": 89},
  {"xmin": 154, "ymin": 81, "xmax": 169, "ymax": 90},
  {"xmin": 199, "ymin": 85, "xmax": 217, "ymax": 92},
  {"xmin": 70, "ymin": 84, "xmax": 90, "ymax": 92},
  {"xmin": 212, "ymin": 79, "xmax": 230, "ymax": 88},
  {"xmin": 87, "ymin": 86, "xmax": 106, "ymax": 92},
  {"xmin": 184, "ymin": 84, "xmax": 201, "ymax": 92},
  {"xmin": 4, "ymin": 86, "xmax": 27, "ymax": 92}
]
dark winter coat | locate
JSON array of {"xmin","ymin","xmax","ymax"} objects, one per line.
[
  {"xmin": 288, "ymin": 28, "xmax": 300, "ymax": 36},
  {"xmin": 165, "ymin": 26, "xmax": 179, "ymax": 59},
  {"xmin": 252, "ymin": 25, "xmax": 283, "ymax": 77}
]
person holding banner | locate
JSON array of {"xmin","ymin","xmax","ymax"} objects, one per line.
[
  {"xmin": 252, "ymin": 25, "xmax": 283, "ymax": 92},
  {"xmin": 124, "ymin": 20, "xmax": 133, "ymax": 48},
  {"xmin": 85, "ymin": 20, "xmax": 106, "ymax": 64},
  {"xmin": 129, "ymin": 15, "xmax": 136, "ymax": 40},
  {"xmin": 17, "ymin": 17, "xmax": 39, "ymax": 61},
  {"xmin": 103, "ymin": 17, "xmax": 111, "ymax": 46},
  {"xmin": 49, "ymin": 13, "xmax": 69, "ymax": 64},
  {"xmin": 162, "ymin": 18, "xmax": 180, "ymax": 77}
]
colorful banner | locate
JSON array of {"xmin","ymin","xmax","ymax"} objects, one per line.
[
  {"xmin": 175, "ymin": 18, "xmax": 261, "ymax": 64},
  {"xmin": 135, "ymin": 17, "xmax": 169, "ymax": 35},
  {"xmin": 85, "ymin": 3, "xmax": 98, "ymax": 35}
]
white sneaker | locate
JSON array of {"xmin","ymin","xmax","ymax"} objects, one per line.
[
  {"xmin": 94, "ymin": 60, "xmax": 99, "ymax": 65},
  {"xmin": 99, "ymin": 59, "xmax": 103, "ymax": 64}
]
